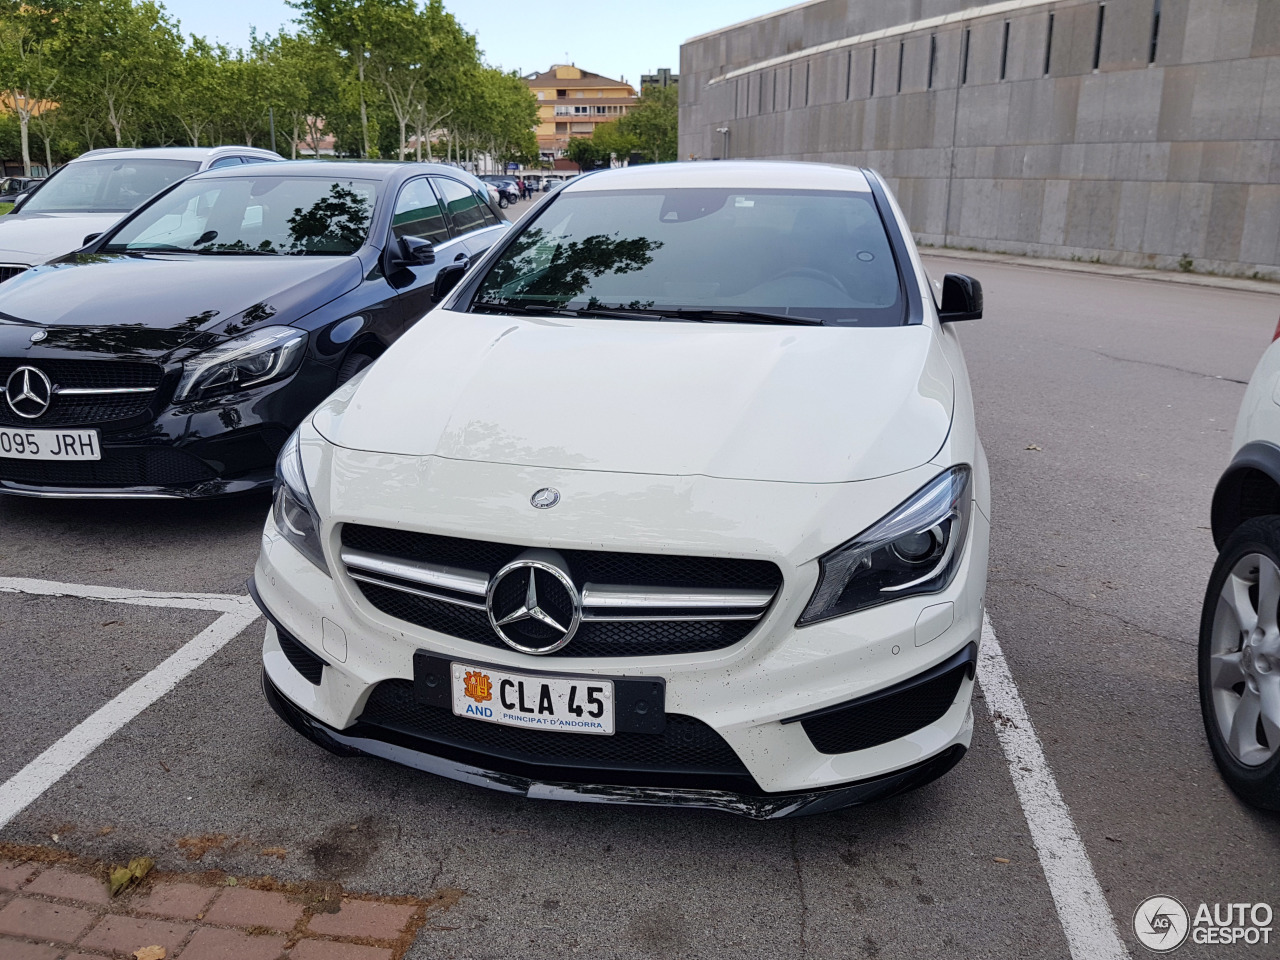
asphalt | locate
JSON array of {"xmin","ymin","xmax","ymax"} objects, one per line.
[{"xmin": 0, "ymin": 216, "xmax": 1278, "ymax": 958}]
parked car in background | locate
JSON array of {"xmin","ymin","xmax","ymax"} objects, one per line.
[
  {"xmin": 1, "ymin": 177, "xmax": 44, "ymax": 204},
  {"xmin": 253, "ymin": 161, "xmax": 991, "ymax": 818},
  {"xmin": 480, "ymin": 176, "xmax": 519, "ymax": 207},
  {"xmin": 0, "ymin": 146, "xmax": 281, "ymax": 284},
  {"xmin": 1200, "ymin": 322, "xmax": 1280, "ymax": 810},
  {"xmin": 0, "ymin": 161, "xmax": 507, "ymax": 498}
]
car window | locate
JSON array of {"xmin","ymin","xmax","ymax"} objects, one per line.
[
  {"xmin": 391, "ymin": 178, "xmax": 449, "ymax": 244},
  {"xmin": 238, "ymin": 156, "xmax": 273, "ymax": 166},
  {"xmin": 432, "ymin": 176, "xmax": 485, "ymax": 237},
  {"xmin": 104, "ymin": 176, "xmax": 378, "ymax": 256},
  {"xmin": 472, "ymin": 188, "xmax": 905, "ymax": 326},
  {"xmin": 475, "ymin": 187, "xmax": 501, "ymax": 227},
  {"xmin": 21, "ymin": 158, "xmax": 201, "ymax": 214},
  {"xmin": 208, "ymin": 157, "xmax": 243, "ymax": 169}
]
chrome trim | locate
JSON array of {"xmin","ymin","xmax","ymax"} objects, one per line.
[
  {"xmin": 54, "ymin": 386, "xmax": 157, "ymax": 396},
  {"xmin": 347, "ymin": 569, "xmax": 488, "ymax": 611},
  {"xmin": 581, "ymin": 611, "xmax": 764, "ymax": 622},
  {"xmin": 581, "ymin": 584, "xmax": 774, "ymax": 610},
  {"xmin": 340, "ymin": 547, "xmax": 489, "ymax": 598}
]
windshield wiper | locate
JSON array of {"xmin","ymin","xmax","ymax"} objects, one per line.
[
  {"xmin": 665, "ymin": 308, "xmax": 824, "ymax": 326},
  {"xmin": 471, "ymin": 301, "xmax": 671, "ymax": 322},
  {"xmin": 196, "ymin": 248, "xmax": 281, "ymax": 256}
]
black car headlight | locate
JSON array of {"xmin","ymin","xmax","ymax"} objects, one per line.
[
  {"xmin": 175, "ymin": 326, "xmax": 307, "ymax": 401},
  {"xmin": 272, "ymin": 429, "xmax": 328, "ymax": 573},
  {"xmin": 798, "ymin": 466, "xmax": 973, "ymax": 625}
]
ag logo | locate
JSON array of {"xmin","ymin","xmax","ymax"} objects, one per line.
[{"xmin": 1134, "ymin": 896, "xmax": 1189, "ymax": 952}]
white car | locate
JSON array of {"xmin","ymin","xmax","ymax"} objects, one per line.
[
  {"xmin": 251, "ymin": 161, "xmax": 991, "ymax": 818},
  {"xmin": 1202, "ymin": 325, "xmax": 1280, "ymax": 810}
]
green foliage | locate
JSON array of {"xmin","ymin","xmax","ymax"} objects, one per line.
[
  {"xmin": 619, "ymin": 84, "xmax": 678, "ymax": 163},
  {"xmin": 0, "ymin": 0, "xmax": 542, "ymax": 167}
]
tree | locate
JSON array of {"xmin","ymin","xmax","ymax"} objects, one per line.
[
  {"xmin": 0, "ymin": 6, "xmax": 59, "ymax": 175},
  {"xmin": 563, "ymin": 135, "xmax": 608, "ymax": 172},
  {"xmin": 171, "ymin": 38, "xmax": 225, "ymax": 147},
  {"xmin": 620, "ymin": 84, "xmax": 677, "ymax": 163},
  {"xmin": 53, "ymin": 0, "xmax": 183, "ymax": 147}
]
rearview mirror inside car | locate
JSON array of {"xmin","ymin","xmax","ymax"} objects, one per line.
[
  {"xmin": 938, "ymin": 274, "xmax": 983, "ymax": 322},
  {"xmin": 432, "ymin": 261, "xmax": 469, "ymax": 303}
]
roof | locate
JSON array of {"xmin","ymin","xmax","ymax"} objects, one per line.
[
  {"xmin": 72, "ymin": 145, "xmax": 280, "ymax": 162},
  {"xmin": 524, "ymin": 66, "xmax": 633, "ymax": 89},
  {"xmin": 562, "ymin": 160, "xmax": 873, "ymax": 193},
  {"xmin": 187, "ymin": 159, "xmax": 484, "ymax": 187}
]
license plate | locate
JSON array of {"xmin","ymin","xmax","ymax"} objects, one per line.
[
  {"xmin": 450, "ymin": 661, "xmax": 615, "ymax": 735},
  {"xmin": 0, "ymin": 427, "xmax": 101, "ymax": 461}
]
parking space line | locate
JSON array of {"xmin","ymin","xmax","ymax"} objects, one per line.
[
  {"xmin": 0, "ymin": 580, "xmax": 261, "ymax": 830},
  {"xmin": 0, "ymin": 576, "xmax": 253, "ymax": 615},
  {"xmin": 978, "ymin": 614, "xmax": 1129, "ymax": 960}
]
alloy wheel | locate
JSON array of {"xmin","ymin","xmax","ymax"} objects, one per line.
[{"xmin": 1208, "ymin": 553, "xmax": 1280, "ymax": 766}]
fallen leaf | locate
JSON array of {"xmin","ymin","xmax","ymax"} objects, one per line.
[
  {"xmin": 993, "ymin": 857, "xmax": 1011, "ymax": 864},
  {"xmin": 1105, "ymin": 836, "xmax": 1122, "ymax": 843},
  {"xmin": 134, "ymin": 947, "xmax": 165, "ymax": 960},
  {"xmin": 98, "ymin": 826, "xmax": 115, "ymax": 837},
  {"xmin": 226, "ymin": 876, "xmax": 238, "ymax": 886},
  {"xmin": 108, "ymin": 857, "xmax": 155, "ymax": 897},
  {"xmin": 1025, "ymin": 444, "xmax": 1042, "ymax": 451},
  {"xmin": 158, "ymin": 761, "xmax": 170, "ymax": 773}
]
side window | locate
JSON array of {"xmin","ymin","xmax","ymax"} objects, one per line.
[
  {"xmin": 432, "ymin": 176, "xmax": 485, "ymax": 237},
  {"xmin": 475, "ymin": 188, "xmax": 501, "ymax": 227},
  {"xmin": 208, "ymin": 156, "xmax": 243, "ymax": 169},
  {"xmin": 391, "ymin": 178, "xmax": 449, "ymax": 244},
  {"xmin": 238, "ymin": 156, "xmax": 272, "ymax": 166}
]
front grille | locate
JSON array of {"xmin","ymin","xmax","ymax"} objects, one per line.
[
  {"xmin": 359, "ymin": 678, "xmax": 750, "ymax": 780},
  {"xmin": 798, "ymin": 650, "xmax": 974, "ymax": 754},
  {"xmin": 0, "ymin": 266, "xmax": 28, "ymax": 283},
  {"xmin": 0, "ymin": 358, "xmax": 164, "ymax": 427},
  {"xmin": 342, "ymin": 525, "xmax": 781, "ymax": 658},
  {"xmin": 0, "ymin": 446, "xmax": 216, "ymax": 487}
]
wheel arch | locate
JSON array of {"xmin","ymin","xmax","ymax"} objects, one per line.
[{"xmin": 1211, "ymin": 442, "xmax": 1280, "ymax": 549}]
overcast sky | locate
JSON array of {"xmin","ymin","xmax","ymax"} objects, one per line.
[{"xmin": 159, "ymin": 0, "xmax": 790, "ymax": 87}]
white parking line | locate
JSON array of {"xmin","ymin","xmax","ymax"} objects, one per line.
[
  {"xmin": 978, "ymin": 613, "xmax": 1129, "ymax": 960},
  {"xmin": 0, "ymin": 578, "xmax": 260, "ymax": 830}
]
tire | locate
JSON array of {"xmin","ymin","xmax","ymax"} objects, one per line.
[
  {"xmin": 1199, "ymin": 516, "xmax": 1280, "ymax": 810},
  {"xmin": 336, "ymin": 351, "xmax": 374, "ymax": 386},
  {"xmin": 498, "ymin": 196, "xmax": 509, "ymax": 209}
]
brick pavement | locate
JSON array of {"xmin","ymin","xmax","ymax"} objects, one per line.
[{"xmin": 0, "ymin": 853, "xmax": 435, "ymax": 960}]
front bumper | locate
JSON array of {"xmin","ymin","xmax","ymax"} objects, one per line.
[
  {"xmin": 0, "ymin": 359, "xmax": 336, "ymax": 499},
  {"xmin": 253, "ymin": 451, "xmax": 989, "ymax": 808}
]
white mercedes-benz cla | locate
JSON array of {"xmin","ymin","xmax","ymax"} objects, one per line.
[{"xmin": 251, "ymin": 161, "xmax": 991, "ymax": 818}]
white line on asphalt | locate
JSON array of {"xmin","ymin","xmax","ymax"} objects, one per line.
[
  {"xmin": 0, "ymin": 576, "xmax": 253, "ymax": 615},
  {"xmin": 0, "ymin": 607, "xmax": 260, "ymax": 830},
  {"xmin": 978, "ymin": 613, "xmax": 1130, "ymax": 960}
]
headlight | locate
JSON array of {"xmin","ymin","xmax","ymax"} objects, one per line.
[
  {"xmin": 175, "ymin": 326, "xmax": 306, "ymax": 401},
  {"xmin": 798, "ymin": 466, "xmax": 972, "ymax": 625},
  {"xmin": 272, "ymin": 428, "xmax": 328, "ymax": 573}
]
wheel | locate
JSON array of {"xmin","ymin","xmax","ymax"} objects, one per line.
[
  {"xmin": 498, "ymin": 196, "xmax": 509, "ymax": 209},
  {"xmin": 336, "ymin": 351, "xmax": 374, "ymax": 386},
  {"xmin": 1199, "ymin": 516, "xmax": 1280, "ymax": 810}
]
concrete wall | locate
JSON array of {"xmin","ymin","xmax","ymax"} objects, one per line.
[{"xmin": 679, "ymin": 0, "xmax": 1280, "ymax": 279}]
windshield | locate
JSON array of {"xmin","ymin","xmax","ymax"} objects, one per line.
[
  {"xmin": 22, "ymin": 158, "xmax": 199, "ymax": 214},
  {"xmin": 103, "ymin": 176, "xmax": 378, "ymax": 256},
  {"xmin": 471, "ymin": 187, "xmax": 903, "ymax": 326}
]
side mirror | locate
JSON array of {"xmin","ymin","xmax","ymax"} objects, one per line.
[
  {"xmin": 82, "ymin": 233, "xmax": 102, "ymax": 246},
  {"xmin": 938, "ymin": 273, "xmax": 983, "ymax": 322},
  {"xmin": 392, "ymin": 235, "xmax": 435, "ymax": 268},
  {"xmin": 432, "ymin": 261, "xmax": 469, "ymax": 303},
  {"xmin": 9, "ymin": 193, "xmax": 28, "ymax": 212}
]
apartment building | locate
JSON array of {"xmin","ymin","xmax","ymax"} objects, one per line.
[{"xmin": 524, "ymin": 65, "xmax": 638, "ymax": 160}]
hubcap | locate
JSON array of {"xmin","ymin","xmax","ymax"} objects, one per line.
[{"xmin": 1209, "ymin": 553, "xmax": 1280, "ymax": 766}]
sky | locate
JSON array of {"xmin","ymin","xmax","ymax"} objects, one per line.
[{"xmin": 158, "ymin": 0, "xmax": 791, "ymax": 87}]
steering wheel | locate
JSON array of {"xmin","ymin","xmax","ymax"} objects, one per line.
[{"xmin": 773, "ymin": 266, "xmax": 848, "ymax": 293}]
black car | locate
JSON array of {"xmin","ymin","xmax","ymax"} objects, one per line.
[{"xmin": 0, "ymin": 161, "xmax": 508, "ymax": 498}]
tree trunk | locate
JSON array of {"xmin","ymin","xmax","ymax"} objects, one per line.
[
  {"xmin": 398, "ymin": 117, "xmax": 407, "ymax": 161},
  {"xmin": 17, "ymin": 108, "xmax": 30, "ymax": 177},
  {"xmin": 43, "ymin": 135, "xmax": 52, "ymax": 175},
  {"xmin": 357, "ymin": 49, "xmax": 369, "ymax": 158},
  {"xmin": 291, "ymin": 120, "xmax": 299, "ymax": 159}
]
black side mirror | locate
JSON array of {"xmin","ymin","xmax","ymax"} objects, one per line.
[
  {"xmin": 432, "ymin": 261, "xmax": 469, "ymax": 303},
  {"xmin": 391, "ymin": 235, "xmax": 436, "ymax": 269},
  {"xmin": 938, "ymin": 273, "xmax": 983, "ymax": 322},
  {"xmin": 82, "ymin": 233, "xmax": 102, "ymax": 246}
]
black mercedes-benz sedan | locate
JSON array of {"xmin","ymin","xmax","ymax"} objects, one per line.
[{"xmin": 0, "ymin": 161, "xmax": 508, "ymax": 498}]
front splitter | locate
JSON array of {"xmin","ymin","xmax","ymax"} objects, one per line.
[{"xmin": 263, "ymin": 668, "xmax": 967, "ymax": 820}]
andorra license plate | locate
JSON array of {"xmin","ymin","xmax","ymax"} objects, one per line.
[
  {"xmin": 450, "ymin": 661, "xmax": 615, "ymax": 735},
  {"xmin": 0, "ymin": 427, "xmax": 100, "ymax": 461}
]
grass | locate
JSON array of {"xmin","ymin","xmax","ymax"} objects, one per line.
[{"xmin": 0, "ymin": 203, "xmax": 12, "ymax": 216}]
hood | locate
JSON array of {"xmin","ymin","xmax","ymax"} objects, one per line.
[
  {"xmin": 0, "ymin": 212, "xmax": 125, "ymax": 266},
  {"xmin": 313, "ymin": 311, "xmax": 954, "ymax": 484},
  {"xmin": 0, "ymin": 253, "xmax": 362, "ymax": 357}
]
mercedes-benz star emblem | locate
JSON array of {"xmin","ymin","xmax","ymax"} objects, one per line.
[
  {"xmin": 486, "ymin": 559, "xmax": 581, "ymax": 654},
  {"xmin": 29, "ymin": 329, "xmax": 47, "ymax": 343},
  {"xmin": 5, "ymin": 366, "xmax": 53, "ymax": 419},
  {"xmin": 530, "ymin": 487, "xmax": 560, "ymax": 509}
]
